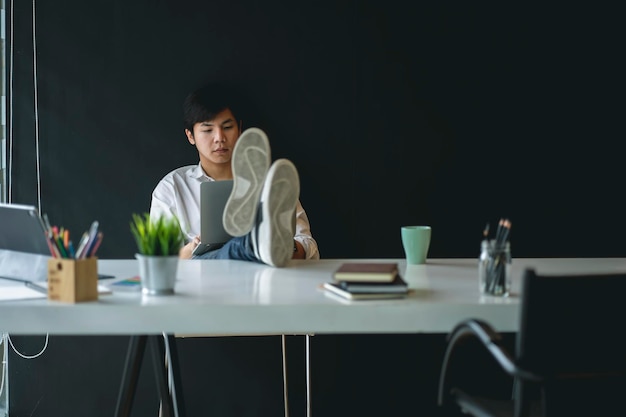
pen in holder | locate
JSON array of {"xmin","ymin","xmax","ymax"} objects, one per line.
[
  {"xmin": 479, "ymin": 240, "xmax": 511, "ymax": 296},
  {"xmin": 478, "ymin": 219, "xmax": 512, "ymax": 297},
  {"xmin": 47, "ymin": 257, "xmax": 98, "ymax": 303}
]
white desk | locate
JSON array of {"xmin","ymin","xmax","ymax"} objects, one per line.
[
  {"xmin": 3, "ymin": 257, "xmax": 626, "ymax": 335},
  {"xmin": 3, "ymin": 257, "xmax": 626, "ymax": 417}
]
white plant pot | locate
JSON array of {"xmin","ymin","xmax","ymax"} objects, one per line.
[{"xmin": 135, "ymin": 254, "xmax": 179, "ymax": 295}]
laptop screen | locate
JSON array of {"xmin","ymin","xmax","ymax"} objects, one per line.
[
  {"xmin": 192, "ymin": 180, "xmax": 234, "ymax": 257},
  {"xmin": 0, "ymin": 203, "xmax": 51, "ymax": 255}
]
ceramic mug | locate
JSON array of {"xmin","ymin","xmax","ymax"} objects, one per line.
[{"xmin": 401, "ymin": 226, "xmax": 431, "ymax": 265}]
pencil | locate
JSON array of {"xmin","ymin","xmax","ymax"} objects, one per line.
[
  {"xmin": 63, "ymin": 229, "xmax": 70, "ymax": 250},
  {"xmin": 87, "ymin": 232, "xmax": 104, "ymax": 257},
  {"xmin": 500, "ymin": 219, "xmax": 511, "ymax": 245}
]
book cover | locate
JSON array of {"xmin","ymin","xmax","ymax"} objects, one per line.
[
  {"xmin": 333, "ymin": 262, "xmax": 398, "ymax": 282},
  {"xmin": 338, "ymin": 274, "xmax": 409, "ymax": 294},
  {"xmin": 322, "ymin": 282, "xmax": 408, "ymax": 300},
  {"xmin": 106, "ymin": 276, "xmax": 142, "ymax": 292}
]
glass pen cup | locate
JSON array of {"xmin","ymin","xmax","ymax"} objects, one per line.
[{"xmin": 478, "ymin": 240, "xmax": 511, "ymax": 296}]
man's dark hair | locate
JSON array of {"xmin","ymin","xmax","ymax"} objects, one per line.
[{"xmin": 183, "ymin": 84, "xmax": 239, "ymax": 132}]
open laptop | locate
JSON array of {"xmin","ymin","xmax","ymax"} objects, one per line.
[
  {"xmin": 192, "ymin": 180, "xmax": 235, "ymax": 257},
  {"xmin": 0, "ymin": 203, "xmax": 114, "ymax": 282},
  {"xmin": 0, "ymin": 203, "xmax": 53, "ymax": 282},
  {"xmin": 0, "ymin": 203, "xmax": 51, "ymax": 255}
]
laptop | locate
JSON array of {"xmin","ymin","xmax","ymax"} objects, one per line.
[
  {"xmin": 0, "ymin": 203, "xmax": 114, "ymax": 282},
  {"xmin": 0, "ymin": 203, "xmax": 51, "ymax": 255},
  {"xmin": 192, "ymin": 180, "xmax": 235, "ymax": 257},
  {"xmin": 0, "ymin": 203, "xmax": 52, "ymax": 282}
]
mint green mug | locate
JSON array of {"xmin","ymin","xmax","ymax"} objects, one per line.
[{"xmin": 401, "ymin": 226, "xmax": 432, "ymax": 264}]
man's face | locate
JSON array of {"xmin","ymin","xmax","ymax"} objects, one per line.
[{"xmin": 186, "ymin": 108, "xmax": 240, "ymax": 167}]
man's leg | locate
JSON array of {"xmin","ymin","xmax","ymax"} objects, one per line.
[
  {"xmin": 201, "ymin": 126, "xmax": 299, "ymax": 267},
  {"xmin": 195, "ymin": 159, "xmax": 300, "ymax": 267},
  {"xmin": 192, "ymin": 235, "xmax": 258, "ymax": 262}
]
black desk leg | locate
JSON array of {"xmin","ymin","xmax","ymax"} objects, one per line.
[
  {"xmin": 115, "ymin": 335, "xmax": 147, "ymax": 417},
  {"xmin": 114, "ymin": 334, "xmax": 185, "ymax": 417}
]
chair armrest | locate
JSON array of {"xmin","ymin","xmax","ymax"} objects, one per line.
[{"xmin": 438, "ymin": 319, "xmax": 541, "ymax": 407}]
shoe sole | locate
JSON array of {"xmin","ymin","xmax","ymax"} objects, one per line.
[
  {"xmin": 223, "ymin": 128, "xmax": 271, "ymax": 237},
  {"xmin": 256, "ymin": 159, "xmax": 299, "ymax": 267}
]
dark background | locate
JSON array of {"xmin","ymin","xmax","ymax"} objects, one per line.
[
  {"xmin": 8, "ymin": 1, "xmax": 626, "ymax": 260},
  {"xmin": 4, "ymin": 1, "xmax": 625, "ymax": 417}
]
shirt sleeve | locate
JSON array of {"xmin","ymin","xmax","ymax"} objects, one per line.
[
  {"xmin": 149, "ymin": 179, "xmax": 196, "ymax": 243},
  {"xmin": 149, "ymin": 180, "xmax": 175, "ymax": 220}
]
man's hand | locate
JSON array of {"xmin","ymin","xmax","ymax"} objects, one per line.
[{"xmin": 179, "ymin": 236, "xmax": 200, "ymax": 259}]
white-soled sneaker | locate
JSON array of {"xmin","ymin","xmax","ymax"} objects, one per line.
[
  {"xmin": 251, "ymin": 159, "xmax": 300, "ymax": 267},
  {"xmin": 223, "ymin": 127, "xmax": 271, "ymax": 237}
]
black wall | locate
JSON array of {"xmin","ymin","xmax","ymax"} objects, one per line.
[
  {"xmin": 9, "ymin": 1, "xmax": 626, "ymax": 260},
  {"xmin": 4, "ymin": 2, "xmax": 625, "ymax": 417}
]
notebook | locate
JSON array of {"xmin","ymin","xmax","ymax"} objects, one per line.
[{"xmin": 192, "ymin": 180, "xmax": 235, "ymax": 257}]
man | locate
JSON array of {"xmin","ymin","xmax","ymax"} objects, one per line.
[{"xmin": 150, "ymin": 84, "xmax": 319, "ymax": 266}]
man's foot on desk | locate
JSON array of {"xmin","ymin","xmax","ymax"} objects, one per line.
[
  {"xmin": 251, "ymin": 159, "xmax": 299, "ymax": 267},
  {"xmin": 223, "ymin": 127, "xmax": 271, "ymax": 237}
]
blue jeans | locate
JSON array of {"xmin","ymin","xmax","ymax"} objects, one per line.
[{"xmin": 191, "ymin": 234, "xmax": 260, "ymax": 263}]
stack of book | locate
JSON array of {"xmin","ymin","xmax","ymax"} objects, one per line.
[{"xmin": 323, "ymin": 262, "xmax": 409, "ymax": 300}]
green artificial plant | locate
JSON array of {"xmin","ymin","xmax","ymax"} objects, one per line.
[{"xmin": 130, "ymin": 213, "xmax": 184, "ymax": 256}]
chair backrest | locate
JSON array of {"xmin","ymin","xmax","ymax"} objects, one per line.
[
  {"xmin": 517, "ymin": 268, "xmax": 626, "ymax": 376},
  {"xmin": 516, "ymin": 268, "xmax": 626, "ymax": 415}
]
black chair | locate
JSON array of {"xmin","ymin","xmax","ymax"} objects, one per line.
[{"xmin": 437, "ymin": 268, "xmax": 626, "ymax": 417}]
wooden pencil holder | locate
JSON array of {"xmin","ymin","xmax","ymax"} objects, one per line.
[{"xmin": 47, "ymin": 257, "xmax": 98, "ymax": 303}]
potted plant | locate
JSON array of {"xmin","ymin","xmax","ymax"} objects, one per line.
[{"xmin": 130, "ymin": 213, "xmax": 184, "ymax": 295}]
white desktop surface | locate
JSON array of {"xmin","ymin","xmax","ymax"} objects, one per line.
[{"xmin": 1, "ymin": 258, "xmax": 625, "ymax": 335}]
